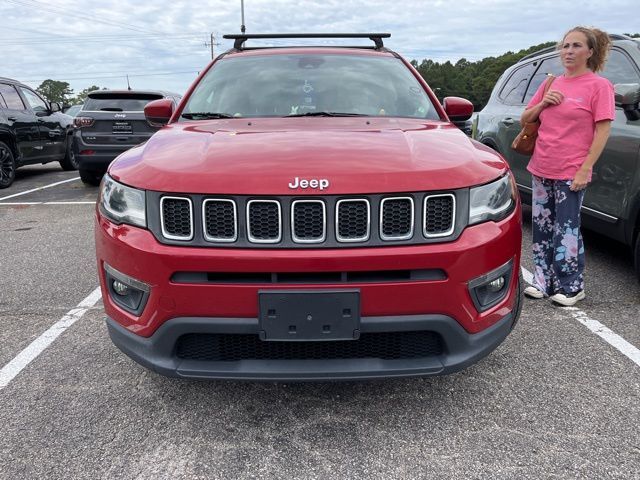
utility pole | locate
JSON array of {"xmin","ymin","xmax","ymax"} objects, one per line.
[{"xmin": 205, "ymin": 34, "xmax": 220, "ymax": 59}]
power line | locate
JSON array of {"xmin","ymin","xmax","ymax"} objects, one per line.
[
  {"xmin": 5, "ymin": 0, "xmax": 164, "ymax": 35},
  {"xmin": 23, "ymin": 70, "xmax": 201, "ymax": 82},
  {"xmin": 1, "ymin": 33, "xmax": 207, "ymax": 45}
]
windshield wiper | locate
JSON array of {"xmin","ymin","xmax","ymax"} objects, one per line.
[
  {"xmin": 181, "ymin": 112, "xmax": 234, "ymax": 119},
  {"xmin": 286, "ymin": 111, "xmax": 369, "ymax": 117}
]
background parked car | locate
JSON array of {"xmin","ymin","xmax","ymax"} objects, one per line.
[
  {"xmin": 73, "ymin": 90, "xmax": 181, "ymax": 185},
  {"xmin": 473, "ymin": 34, "xmax": 640, "ymax": 278},
  {"xmin": 0, "ymin": 77, "xmax": 76, "ymax": 188}
]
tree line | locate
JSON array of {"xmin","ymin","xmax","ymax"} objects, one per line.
[{"xmin": 35, "ymin": 34, "xmax": 639, "ymax": 111}]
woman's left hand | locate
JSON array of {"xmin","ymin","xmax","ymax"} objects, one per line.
[{"xmin": 570, "ymin": 169, "xmax": 589, "ymax": 191}]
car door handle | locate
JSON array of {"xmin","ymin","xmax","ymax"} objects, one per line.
[
  {"xmin": 500, "ymin": 118, "xmax": 516, "ymax": 126},
  {"xmin": 49, "ymin": 129, "xmax": 62, "ymax": 137},
  {"xmin": 7, "ymin": 116, "xmax": 17, "ymax": 122},
  {"xmin": 37, "ymin": 118, "xmax": 45, "ymax": 123}
]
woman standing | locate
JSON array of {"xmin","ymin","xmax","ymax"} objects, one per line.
[{"xmin": 522, "ymin": 26, "xmax": 615, "ymax": 306}]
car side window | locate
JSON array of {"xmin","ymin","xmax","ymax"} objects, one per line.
[
  {"xmin": 524, "ymin": 56, "xmax": 564, "ymax": 104},
  {"xmin": 601, "ymin": 48, "xmax": 640, "ymax": 85},
  {"xmin": 19, "ymin": 87, "xmax": 48, "ymax": 113},
  {"xmin": 498, "ymin": 63, "xmax": 537, "ymax": 105},
  {"xmin": 0, "ymin": 83, "xmax": 26, "ymax": 110}
]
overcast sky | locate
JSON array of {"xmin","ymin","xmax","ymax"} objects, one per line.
[{"xmin": 1, "ymin": 0, "xmax": 637, "ymax": 98}]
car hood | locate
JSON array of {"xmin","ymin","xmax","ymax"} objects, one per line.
[{"xmin": 109, "ymin": 117, "xmax": 507, "ymax": 195}]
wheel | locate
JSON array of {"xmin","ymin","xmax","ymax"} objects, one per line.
[
  {"xmin": 79, "ymin": 168, "xmax": 102, "ymax": 186},
  {"xmin": 59, "ymin": 137, "xmax": 79, "ymax": 171},
  {"xmin": 0, "ymin": 141, "xmax": 16, "ymax": 189}
]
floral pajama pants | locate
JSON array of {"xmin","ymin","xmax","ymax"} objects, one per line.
[{"xmin": 531, "ymin": 175, "xmax": 585, "ymax": 296}]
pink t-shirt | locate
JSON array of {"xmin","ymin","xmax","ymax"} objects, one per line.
[{"xmin": 526, "ymin": 71, "xmax": 615, "ymax": 180}]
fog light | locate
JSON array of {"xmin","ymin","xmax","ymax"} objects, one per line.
[
  {"xmin": 488, "ymin": 276, "xmax": 505, "ymax": 292},
  {"xmin": 112, "ymin": 280, "xmax": 130, "ymax": 296},
  {"xmin": 468, "ymin": 259, "xmax": 514, "ymax": 312},
  {"xmin": 104, "ymin": 263, "xmax": 150, "ymax": 316}
]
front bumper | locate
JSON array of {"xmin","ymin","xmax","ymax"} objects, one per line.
[
  {"xmin": 106, "ymin": 307, "xmax": 518, "ymax": 381},
  {"xmin": 96, "ymin": 206, "xmax": 522, "ymax": 380}
]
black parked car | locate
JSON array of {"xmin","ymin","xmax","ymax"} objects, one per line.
[
  {"xmin": 473, "ymin": 35, "xmax": 640, "ymax": 278},
  {"xmin": 0, "ymin": 77, "xmax": 76, "ymax": 189},
  {"xmin": 73, "ymin": 90, "xmax": 181, "ymax": 185}
]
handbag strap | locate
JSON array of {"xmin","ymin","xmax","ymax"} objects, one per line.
[{"xmin": 542, "ymin": 75, "xmax": 555, "ymax": 95}]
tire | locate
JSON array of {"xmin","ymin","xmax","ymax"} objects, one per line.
[
  {"xmin": 79, "ymin": 168, "xmax": 102, "ymax": 186},
  {"xmin": 0, "ymin": 141, "xmax": 16, "ymax": 189},
  {"xmin": 59, "ymin": 137, "xmax": 79, "ymax": 171}
]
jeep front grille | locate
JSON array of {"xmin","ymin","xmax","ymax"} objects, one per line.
[
  {"xmin": 153, "ymin": 192, "xmax": 460, "ymax": 248},
  {"xmin": 424, "ymin": 194, "xmax": 455, "ymax": 237},
  {"xmin": 336, "ymin": 199, "xmax": 370, "ymax": 242},
  {"xmin": 160, "ymin": 197, "xmax": 193, "ymax": 240},
  {"xmin": 291, "ymin": 200, "xmax": 326, "ymax": 243},
  {"xmin": 380, "ymin": 197, "xmax": 414, "ymax": 241},
  {"xmin": 247, "ymin": 200, "xmax": 281, "ymax": 243},
  {"xmin": 203, "ymin": 199, "xmax": 237, "ymax": 242}
]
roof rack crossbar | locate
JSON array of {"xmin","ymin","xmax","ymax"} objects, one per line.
[{"xmin": 222, "ymin": 33, "xmax": 391, "ymax": 51}]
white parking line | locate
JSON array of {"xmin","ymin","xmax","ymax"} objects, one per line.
[
  {"xmin": 0, "ymin": 201, "xmax": 96, "ymax": 206},
  {"xmin": 0, "ymin": 287, "xmax": 102, "ymax": 390},
  {"xmin": 521, "ymin": 266, "xmax": 640, "ymax": 367},
  {"xmin": 0, "ymin": 177, "xmax": 80, "ymax": 201}
]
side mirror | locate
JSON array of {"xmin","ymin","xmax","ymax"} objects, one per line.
[
  {"xmin": 49, "ymin": 102, "xmax": 61, "ymax": 113},
  {"xmin": 443, "ymin": 96, "xmax": 474, "ymax": 122},
  {"xmin": 145, "ymin": 99, "xmax": 174, "ymax": 127},
  {"xmin": 614, "ymin": 83, "xmax": 640, "ymax": 120}
]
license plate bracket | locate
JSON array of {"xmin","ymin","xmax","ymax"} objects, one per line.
[{"xmin": 258, "ymin": 290, "xmax": 360, "ymax": 341}]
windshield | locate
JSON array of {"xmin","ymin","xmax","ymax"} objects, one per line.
[{"xmin": 182, "ymin": 54, "xmax": 441, "ymax": 120}]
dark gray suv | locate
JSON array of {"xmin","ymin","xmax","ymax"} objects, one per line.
[
  {"xmin": 474, "ymin": 34, "xmax": 640, "ymax": 278},
  {"xmin": 73, "ymin": 90, "xmax": 181, "ymax": 185}
]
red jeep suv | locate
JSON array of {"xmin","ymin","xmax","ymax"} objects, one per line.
[{"xmin": 95, "ymin": 34, "xmax": 523, "ymax": 381}]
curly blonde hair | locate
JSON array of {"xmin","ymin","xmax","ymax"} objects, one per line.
[{"xmin": 559, "ymin": 26, "xmax": 612, "ymax": 72}]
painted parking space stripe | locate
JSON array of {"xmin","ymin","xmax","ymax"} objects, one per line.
[
  {"xmin": 0, "ymin": 287, "xmax": 102, "ymax": 390},
  {"xmin": 0, "ymin": 177, "xmax": 79, "ymax": 202},
  {"xmin": 521, "ymin": 266, "xmax": 640, "ymax": 367}
]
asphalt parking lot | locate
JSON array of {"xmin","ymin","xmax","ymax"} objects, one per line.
[{"xmin": 0, "ymin": 165, "xmax": 639, "ymax": 479}]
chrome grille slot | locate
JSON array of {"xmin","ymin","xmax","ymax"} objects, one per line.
[
  {"xmin": 380, "ymin": 197, "xmax": 414, "ymax": 241},
  {"xmin": 424, "ymin": 194, "xmax": 455, "ymax": 237},
  {"xmin": 336, "ymin": 199, "xmax": 370, "ymax": 242},
  {"xmin": 160, "ymin": 196, "xmax": 193, "ymax": 240},
  {"xmin": 291, "ymin": 200, "xmax": 326, "ymax": 243},
  {"xmin": 247, "ymin": 200, "xmax": 281, "ymax": 243},
  {"xmin": 203, "ymin": 199, "xmax": 237, "ymax": 242}
]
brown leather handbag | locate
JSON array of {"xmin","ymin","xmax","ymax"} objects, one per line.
[{"xmin": 511, "ymin": 75, "xmax": 555, "ymax": 155}]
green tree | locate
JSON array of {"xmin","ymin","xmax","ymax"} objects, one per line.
[
  {"xmin": 36, "ymin": 79, "xmax": 73, "ymax": 104},
  {"xmin": 69, "ymin": 85, "xmax": 103, "ymax": 105}
]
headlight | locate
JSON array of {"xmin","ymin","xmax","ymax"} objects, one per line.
[
  {"xmin": 99, "ymin": 175, "xmax": 146, "ymax": 227},
  {"xmin": 469, "ymin": 174, "xmax": 516, "ymax": 225}
]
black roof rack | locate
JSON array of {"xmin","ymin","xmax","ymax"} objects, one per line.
[
  {"xmin": 222, "ymin": 33, "xmax": 391, "ymax": 51},
  {"xmin": 517, "ymin": 33, "xmax": 634, "ymax": 64}
]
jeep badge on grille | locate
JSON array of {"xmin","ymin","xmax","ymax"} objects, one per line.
[{"xmin": 288, "ymin": 177, "xmax": 329, "ymax": 190}]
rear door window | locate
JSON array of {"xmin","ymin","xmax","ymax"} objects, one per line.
[
  {"xmin": 499, "ymin": 63, "xmax": 538, "ymax": 105},
  {"xmin": 0, "ymin": 83, "xmax": 26, "ymax": 110},
  {"xmin": 84, "ymin": 94, "xmax": 163, "ymax": 112}
]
